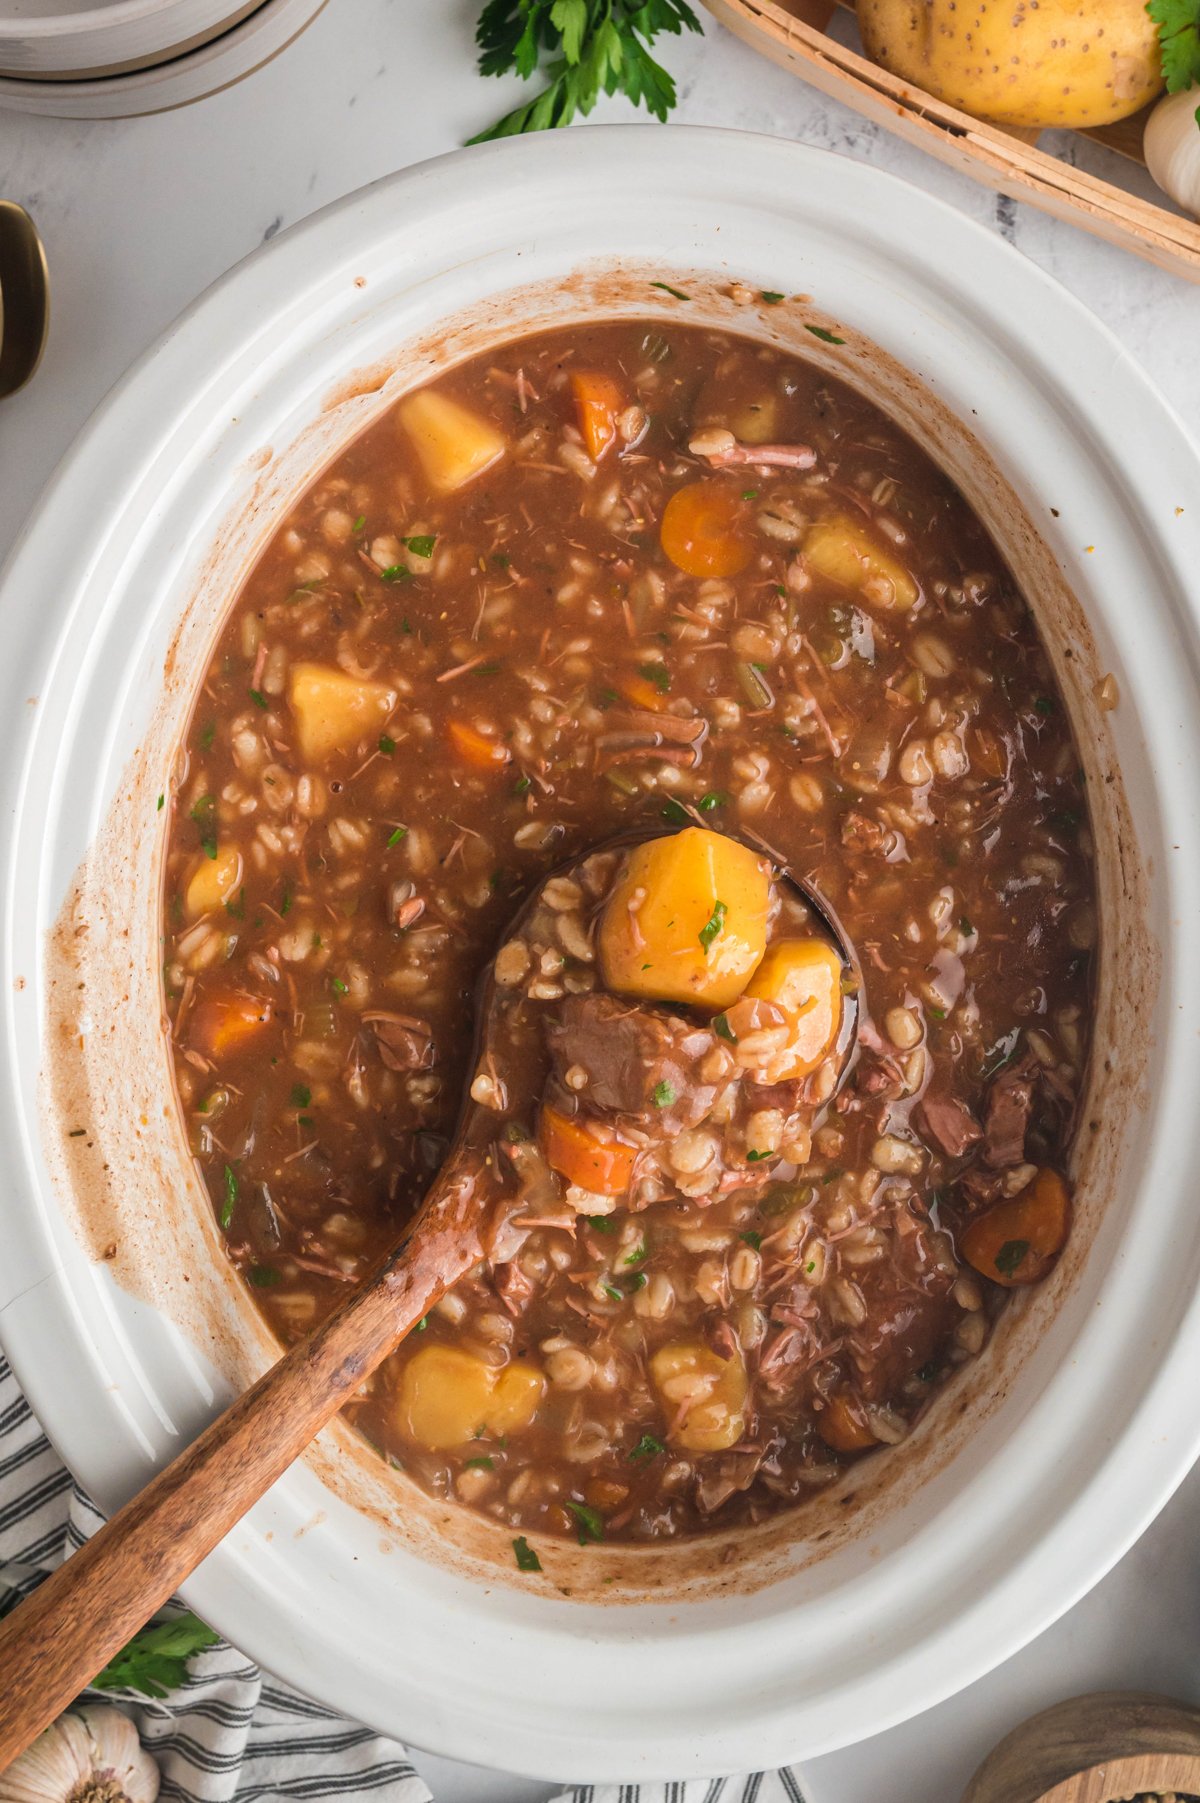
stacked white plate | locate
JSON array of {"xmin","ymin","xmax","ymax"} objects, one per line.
[{"xmin": 0, "ymin": 0, "xmax": 327, "ymax": 115}]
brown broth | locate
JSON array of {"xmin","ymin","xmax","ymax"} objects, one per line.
[{"xmin": 162, "ymin": 320, "xmax": 1095, "ymax": 1550}]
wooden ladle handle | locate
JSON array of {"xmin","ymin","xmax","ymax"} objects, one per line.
[{"xmin": 0, "ymin": 1159, "xmax": 482, "ymax": 1772}]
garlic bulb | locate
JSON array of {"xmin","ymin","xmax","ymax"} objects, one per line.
[
  {"xmin": 0, "ymin": 1705, "xmax": 159, "ymax": 1803},
  {"xmin": 1144, "ymin": 88, "xmax": 1200, "ymax": 218}
]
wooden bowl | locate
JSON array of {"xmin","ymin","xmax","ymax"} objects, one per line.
[
  {"xmin": 961, "ymin": 1691, "xmax": 1200, "ymax": 1802},
  {"xmin": 702, "ymin": 0, "xmax": 1200, "ymax": 284}
]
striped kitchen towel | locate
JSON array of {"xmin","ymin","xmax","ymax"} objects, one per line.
[{"xmin": 0, "ymin": 1352, "xmax": 808, "ymax": 1803}]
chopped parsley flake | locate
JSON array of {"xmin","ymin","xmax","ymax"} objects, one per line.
[
  {"xmin": 189, "ymin": 795, "xmax": 218, "ymax": 860},
  {"xmin": 156, "ymin": 794, "xmax": 164, "ymax": 812},
  {"xmin": 624, "ymin": 1242, "xmax": 647, "ymax": 1266},
  {"xmin": 699, "ymin": 899, "xmax": 727, "ymax": 952},
  {"xmin": 629, "ymin": 1433, "xmax": 665, "ymax": 1462},
  {"xmin": 698, "ymin": 791, "xmax": 728, "ymax": 812},
  {"xmin": 585, "ymin": 1213, "xmax": 617, "ymax": 1234},
  {"xmin": 652, "ymin": 1080, "xmax": 676, "ymax": 1107},
  {"xmin": 805, "ymin": 324, "xmax": 846, "ymax": 345},
  {"xmin": 387, "ymin": 826, "xmax": 407, "ymax": 846},
  {"xmin": 1034, "ymin": 696, "xmax": 1055, "ymax": 716},
  {"xmin": 761, "ymin": 290, "xmax": 785, "ymax": 304},
  {"xmin": 740, "ymin": 1230, "xmax": 763, "ymax": 1250},
  {"xmin": 602, "ymin": 1282, "xmax": 624, "ymax": 1302},
  {"xmin": 650, "ymin": 281, "xmax": 690, "ymax": 301},
  {"xmin": 513, "ymin": 775, "xmax": 532, "ymax": 795},
  {"xmin": 352, "ymin": 515, "xmax": 366, "ymax": 533},
  {"xmin": 379, "ymin": 734, "xmax": 396, "ymax": 755},
  {"xmin": 995, "ymin": 1238, "xmax": 1030, "ymax": 1277},
  {"xmin": 638, "ymin": 661, "xmax": 671, "ymax": 693},
  {"xmin": 465, "ymin": 1455, "xmax": 495, "ymax": 1470},
  {"xmin": 402, "ymin": 534, "xmax": 437, "ymax": 558},
  {"xmin": 380, "ymin": 564, "xmax": 413, "ymax": 584},
  {"xmin": 249, "ymin": 688, "xmax": 267, "ymax": 710},
  {"xmin": 713, "ymin": 1012, "xmax": 737, "ymax": 1043},
  {"xmin": 220, "ymin": 1164, "xmax": 238, "ymax": 1230},
  {"xmin": 513, "ymin": 1536, "xmax": 542, "ymax": 1572},
  {"xmin": 627, "ymin": 1271, "xmax": 648, "ymax": 1290},
  {"xmin": 746, "ymin": 1149, "xmax": 771, "ymax": 1164},
  {"xmin": 249, "ymin": 1266, "xmax": 280, "ymax": 1288},
  {"xmin": 291, "ymin": 1084, "xmax": 311, "ymax": 1108},
  {"xmin": 280, "ymin": 882, "xmax": 292, "ymax": 916},
  {"xmin": 661, "ymin": 797, "xmax": 690, "ymax": 826},
  {"xmin": 566, "ymin": 1501, "xmax": 605, "ymax": 1544},
  {"xmin": 331, "ymin": 977, "xmax": 348, "ymax": 996}
]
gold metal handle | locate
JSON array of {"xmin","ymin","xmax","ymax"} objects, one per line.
[{"xmin": 0, "ymin": 202, "xmax": 49, "ymax": 399}]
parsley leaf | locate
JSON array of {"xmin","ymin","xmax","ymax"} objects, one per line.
[
  {"xmin": 92, "ymin": 1611, "xmax": 219, "ymax": 1699},
  {"xmin": 740, "ymin": 1230, "xmax": 762, "ymax": 1250},
  {"xmin": 760, "ymin": 289, "xmax": 785, "ymax": 304},
  {"xmin": 661, "ymin": 796, "xmax": 690, "ymax": 825},
  {"xmin": 468, "ymin": 0, "xmax": 702, "ymax": 143},
  {"xmin": 220, "ymin": 1164, "xmax": 238, "ymax": 1230},
  {"xmin": 1149, "ymin": 0, "xmax": 1200, "ymax": 92},
  {"xmin": 513, "ymin": 1535, "xmax": 542, "ymax": 1571},
  {"xmin": 291, "ymin": 1084, "xmax": 311, "ymax": 1108},
  {"xmin": 638, "ymin": 660, "xmax": 671, "ymax": 692},
  {"xmin": 713, "ymin": 1011, "xmax": 737, "ymax": 1043},
  {"xmin": 805, "ymin": 324, "xmax": 846, "ymax": 345},
  {"xmin": 403, "ymin": 534, "xmax": 437, "ymax": 558},
  {"xmin": 629, "ymin": 1432, "xmax": 665, "ymax": 1461},
  {"xmin": 379, "ymin": 734, "xmax": 396, "ymax": 755},
  {"xmin": 652, "ymin": 1080, "xmax": 676, "ymax": 1106},
  {"xmin": 566, "ymin": 1500, "xmax": 605, "ymax": 1543},
  {"xmin": 189, "ymin": 794, "xmax": 218, "ymax": 860},
  {"xmin": 995, "ymin": 1238, "xmax": 1030, "ymax": 1277},
  {"xmin": 699, "ymin": 899, "xmax": 726, "ymax": 952}
]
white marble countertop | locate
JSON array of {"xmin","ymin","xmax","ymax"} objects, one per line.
[{"xmin": 2, "ymin": 5, "xmax": 1198, "ymax": 1798}]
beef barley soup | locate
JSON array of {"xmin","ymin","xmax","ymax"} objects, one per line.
[{"xmin": 162, "ymin": 315, "xmax": 1095, "ymax": 1550}]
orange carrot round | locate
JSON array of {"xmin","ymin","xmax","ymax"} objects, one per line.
[
  {"xmin": 660, "ymin": 481, "xmax": 752, "ymax": 578},
  {"xmin": 539, "ymin": 1104, "xmax": 637, "ymax": 1197},
  {"xmin": 571, "ymin": 371, "xmax": 624, "ymax": 462},
  {"xmin": 190, "ymin": 993, "xmax": 273, "ymax": 1060},
  {"xmin": 961, "ymin": 1168, "xmax": 1072, "ymax": 1288},
  {"xmin": 817, "ymin": 1390, "xmax": 877, "ymax": 1453},
  {"xmin": 448, "ymin": 718, "xmax": 511, "ymax": 771}
]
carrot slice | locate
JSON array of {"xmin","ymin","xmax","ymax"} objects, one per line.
[
  {"xmin": 540, "ymin": 1104, "xmax": 636, "ymax": 1196},
  {"xmin": 571, "ymin": 371, "xmax": 623, "ymax": 462},
  {"xmin": 617, "ymin": 672, "xmax": 669, "ymax": 714},
  {"xmin": 448, "ymin": 718, "xmax": 510, "ymax": 772},
  {"xmin": 961, "ymin": 1168, "xmax": 1072, "ymax": 1288},
  {"xmin": 817, "ymin": 1391, "xmax": 877, "ymax": 1453},
  {"xmin": 660, "ymin": 481, "xmax": 752, "ymax": 578},
  {"xmin": 190, "ymin": 993, "xmax": 272, "ymax": 1060}
]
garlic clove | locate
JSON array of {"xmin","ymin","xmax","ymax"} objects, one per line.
[
  {"xmin": 1144, "ymin": 88, "xmax": 1200, "ymax": 219},
  {"xmin": 0, "ymin": 1705, "xmax": 159, "ymax": 1803}
]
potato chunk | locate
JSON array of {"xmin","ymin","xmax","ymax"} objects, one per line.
[
  {"xmin": 804, "ymin": 512, "xmax": 918, "ymax": 611},
  {"xmin": 185, "ymin": 845, "xmax": 243, "ymax": 920},
  {"xmin": 744, "ymin": 937, "xmax": 843, "ymax": 1079},
  {"xmin": 395, "ymin": 1344, "xmax": 545, "ymax": 1451},
  {"xmin": 288, "ymin": 662, "xmax": 396, "ymax": 762},
  {"xmin": 598, "ymin": 828, "xmax": 770, "ymax": 1012},
  {"xmin": 399, "ymin": 388, "xmax": 507, "ymax": 494},
  {"xmin": 650, "ymin": 1341, "xmax": 748, "ymax": 1453}
]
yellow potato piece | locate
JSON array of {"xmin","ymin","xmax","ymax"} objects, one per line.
[
  {"xmin": 185, "ymin": 845, "xmax": 243, "ymax": 920},
  {"xmin": 598, "ymin": 827, "xmax": 770, "ymax": 1012},
  {"xmin": 399, "ymin": 388, "xmax": 507, "ymax": 494},
  {"xmin": 745, "ymin": 937, "xmax": 843, "ymax": 1080},
  {"xmin": 395, "ymin": 1344, "xmax": 545, "ymax": 1452},
  {"xmin": 650, "ymin": 1341, "xmax": 748, "ymax": 1454},
  {"xmin": 804, "ymin": 512, "xmax": 918, "ymax": 611},
  {"xmin": 858, "ymin": 0, "xmax": 1162, "ymax": 131},
  {"xmin": 288, "ymin": 662, "xmax": 396, "ymax": 763}
]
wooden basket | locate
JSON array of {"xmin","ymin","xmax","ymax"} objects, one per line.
[{"xmin": 703, "ymin": 0, "xmax": 1200, "ymax": 285}]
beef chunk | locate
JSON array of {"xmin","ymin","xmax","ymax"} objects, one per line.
[
  {"xmin": 363, "ymin": 1011, "xmax": 435, "ymax": 1071},
  {"xmin": 917, "ymin": 1093, "xmax": 982, "ymax": 1160},
  {"xmin": 546, "ymin": 992, "xmax": 718, "ymax": 1130},
  {"xmin": 982, "ymin": 1051, "xmax": 1039, "ymax": 1167}
]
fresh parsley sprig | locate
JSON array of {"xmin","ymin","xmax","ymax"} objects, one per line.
[
  {"xmin": 468, "ymin": 0, "xmax": 702, "ymax": 143},
  {"xmin": 1148, "ymin": 0, "xmax": 1200, "ymax": 94},
  {"xmin": 91, "ymin": 1610, "xmax": 219, "ymax": 1698}
]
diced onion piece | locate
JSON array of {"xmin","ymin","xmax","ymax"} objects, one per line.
[
  {"xmin": 961, "ymin": 1168, "xmax": 1072, "ymax": 1288},
  {"xmin": 804, "ymin": 512, "xmax": 918, "ymax": 611},
  {"xmin": 744, "ymin": 937, "xmax": 843, "ymax": 1079},
  {"xmin": 287, "ymin": 662, "xmax": 397, "ymax": 762},
  {"xmin": 598, "ymin": 827, "xmax": 770, "ymax": 1011},
  {"xmin": 660, "ymin": 481, "xmax": 752, "ymax": 578},
  {"xmin": 650, "ymin": 1341, "xmax": 747, "ymax": 1452},
  {"xmin": 396, "ymin": 1344, "xmax": 545, "ymax": 1451},
  {"xmin": 185, "ymin": 846, "xmax": 243, "ymax": 920},
  {"xmin": 540, "ymin": 1104, "xmax": 636, "ymax": 1197},
  {"xmin": 399, "ymin": 388, "xmax": 507, "ymax": 494}
]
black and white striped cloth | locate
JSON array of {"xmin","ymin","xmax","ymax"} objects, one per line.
[{"xmin": 0, "ymin": 1353, "xmax": 808, "ymax": 1803}]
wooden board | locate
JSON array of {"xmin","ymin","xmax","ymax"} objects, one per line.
[
  {"xmin": 702, "ymin": 0, "xmax": 1200, "ymax": 286},
  {"xmin": 959, "ymin": 1690, "xmax": 1200, "ymax": 1803}
]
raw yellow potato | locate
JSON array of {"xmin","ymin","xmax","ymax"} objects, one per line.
[
  {"xmin": 288, "ymin": 661, "xmax": 396, "ymax": 762},
  {"xmin": 804, "ymin": 512, "xmax": 918, "ymax": 611},
  {"xmin": 395, "ymin": 1345, "xmax": 545, "ymax": 1452},
  {"xmin": 399, "ymin": 388, "xmax": 507, "ymax": 494},
  {"xmin": 185, "ymin": 845, "xmax": 243, "ymax": 919},
  {"xmin": 745, "ymin": 937, "xmax": 843, "ymax": 1080},
  {"xmin": 650, "ymin": 1341, "xmax": 748, "ymax": 1453},
  {"xmin": 598, "ymin": 827, "xmax": 770, "ymax": 1012},
  {"xmin": 857, "ymin": 0, "xmax": 1163, "ymax": 130}
]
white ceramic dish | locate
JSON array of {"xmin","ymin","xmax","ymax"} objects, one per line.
[
  {"xmin": 2, "ymin": 129, "xmax": 1200, "ymax": 1781},
  {"xmin": 0, "ymin": 0, "xmax": 323, "ymax": 113},
  {"xmin": 0, "ymin": 0, "xmax": 258, "ymax": 79}
]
